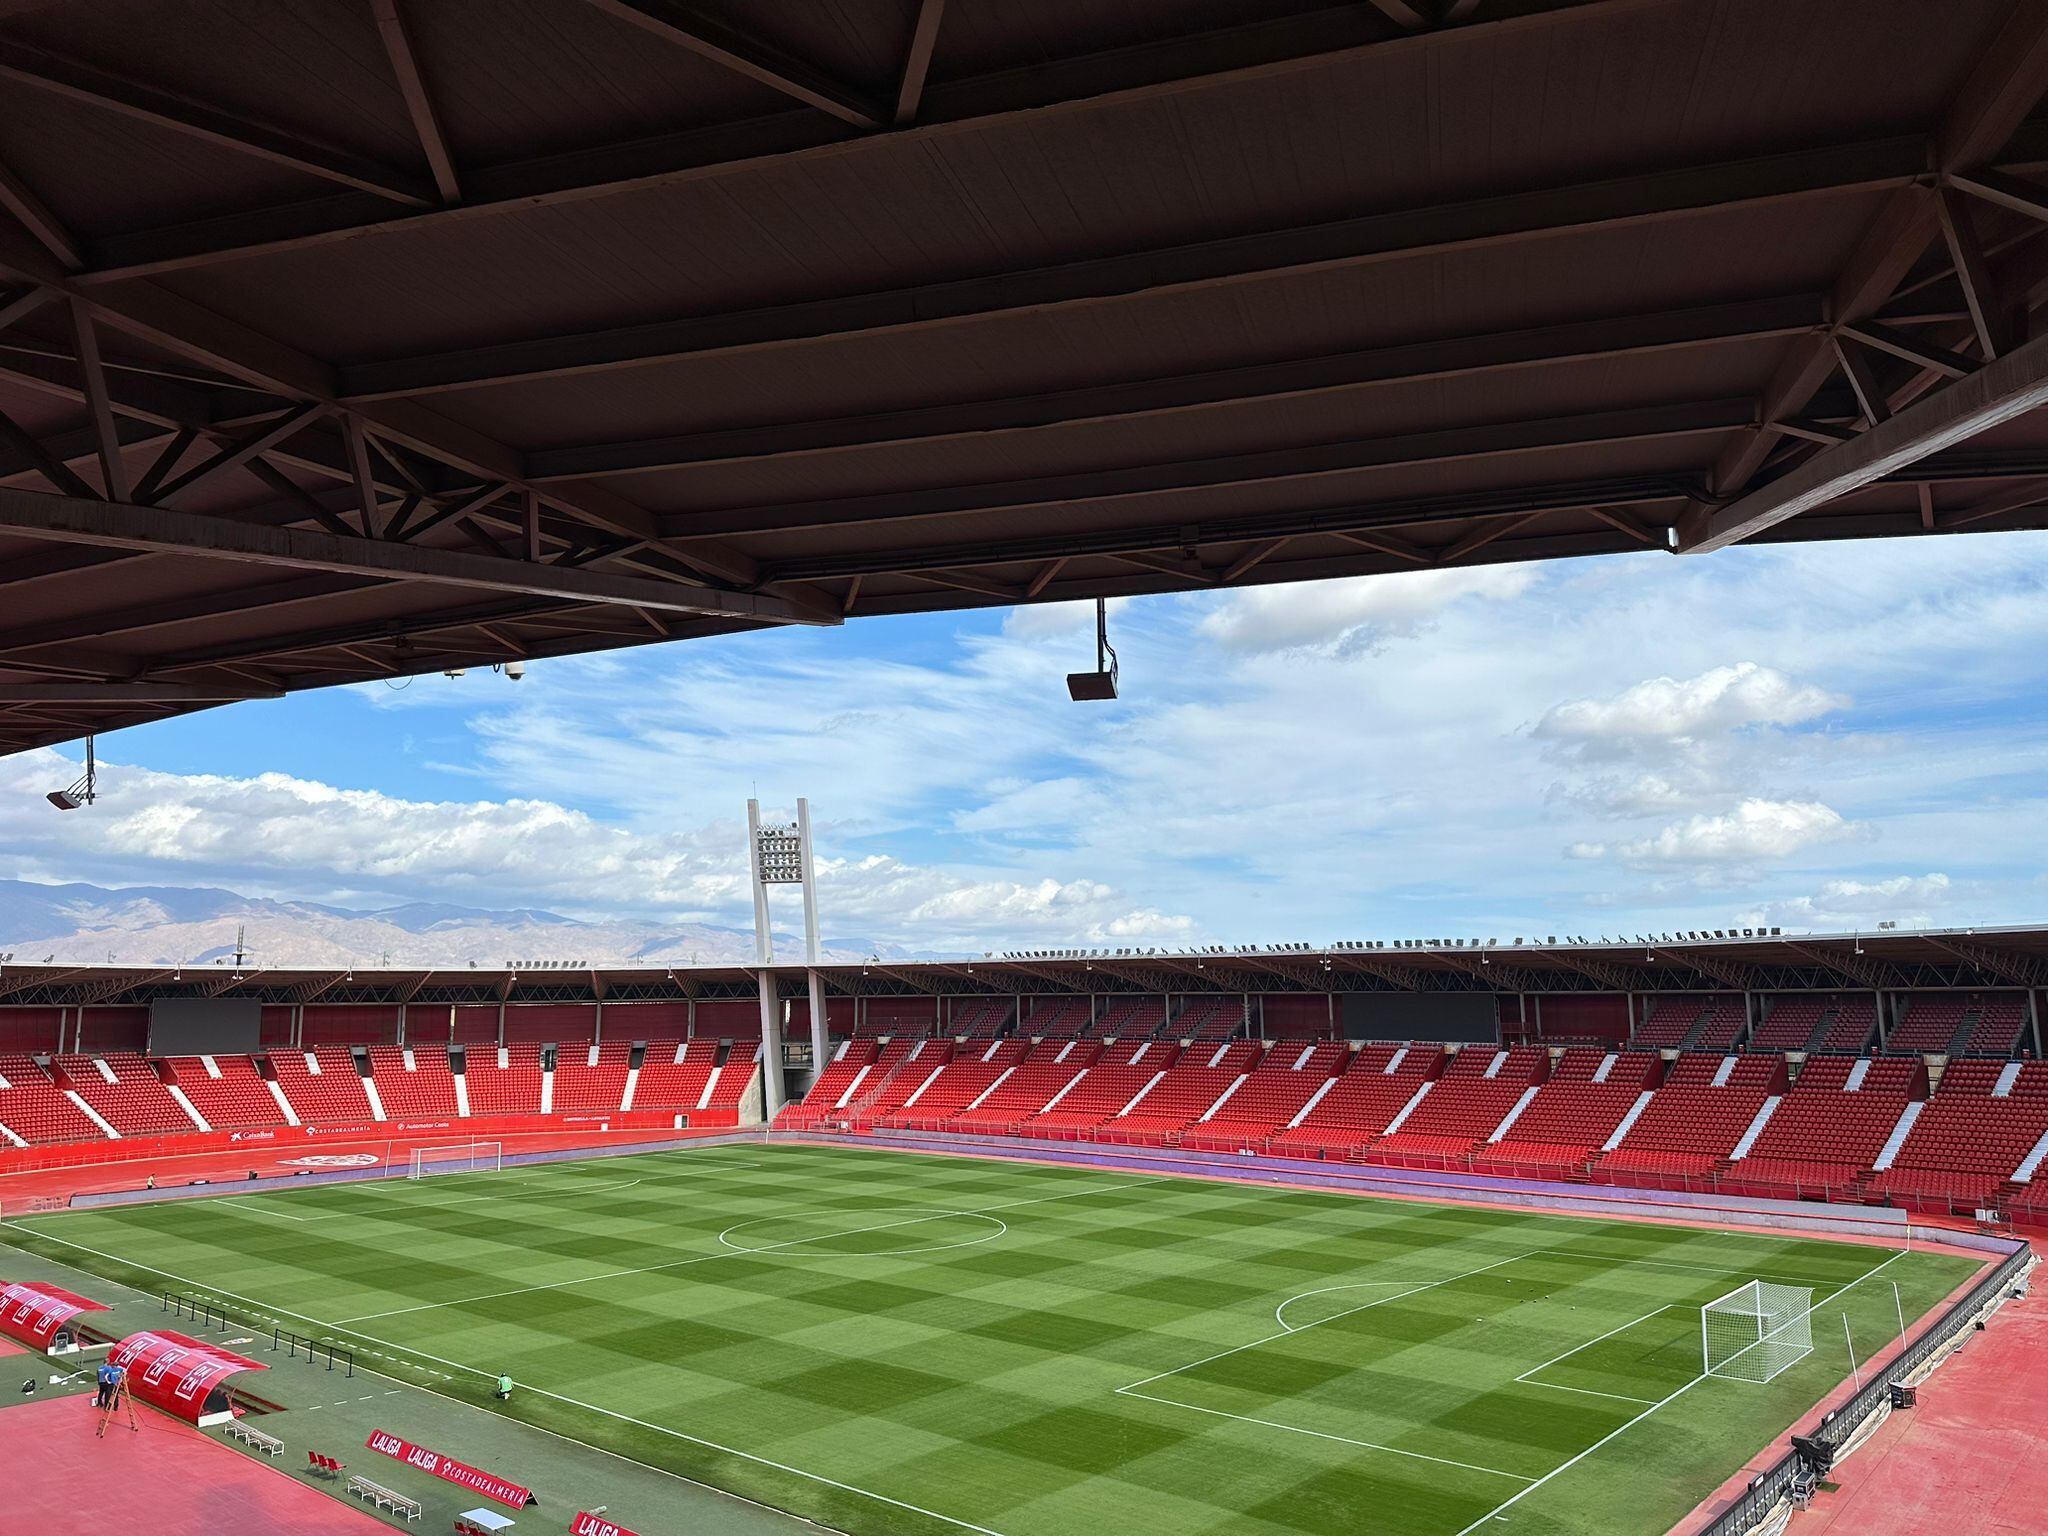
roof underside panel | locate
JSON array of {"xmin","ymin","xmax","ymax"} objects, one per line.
[{"xmin": 0, "ymin": 0, "xmax": 2044, "ymax": 752}]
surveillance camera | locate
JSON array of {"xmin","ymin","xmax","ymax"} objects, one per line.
[{"xmin": 506, "ymin": 661, "xmax": 527, "ymax": 680}]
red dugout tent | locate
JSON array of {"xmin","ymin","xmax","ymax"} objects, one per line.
[
  {"xmin": 106, "ymin": 1329, "xmax": 267, "ymax": 1426},
  {"xmin": 0, "ymin": 1280, "xmax": 106, "ymax": 1350}
]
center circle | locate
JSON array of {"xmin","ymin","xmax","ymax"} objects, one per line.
[{"xmin": 717, "ymin": 1207, "xmax": 1007, "ymax": 1258}]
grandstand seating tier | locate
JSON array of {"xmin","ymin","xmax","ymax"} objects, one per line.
[
  {"xmin": 630, "ymin": 1039, "xmax": 720, "ymax": 1111},
  {"xmin": 57, "ymin": 1052, "xmax": 197, "ymax": 1135},
  {"xmin": 0, "ymin": 1053, "xmax": 108, "ymax": 1144},
  {"xmin": 461, "ymin": 1043, "xmax": 544, "ymax": 1115},
  {"xmin": 267, "ymin": 1048, "xmax": 372, "ymax": 1123},
  {"xmin": 1267, "ymin": 1044, "xmax": 1443, "ymax": 1158},
  {"xmin": 1368, "ymin": 1047, "xmax": 1548, "ymax": 1160},
  {"xmin": 365, "ymin": 1046, "xmax": 460, "ymax": 1118},
  {"xmin": 1181, "ymin": 1042, "xmax": 1350, "ymax": 1150},
  {"xmin": 551, "ymin": 1040, "xmax": 634, "ymax": 1114},
  {"xmin": 165, "ymin": 1055, "xmax": 286, "ymax": 1130},
  {"xmin": 1592, "ymin": 1054, "xmax": 1784, "ymax": 1178}
]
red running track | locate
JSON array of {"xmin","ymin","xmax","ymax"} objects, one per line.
[
  {"xmin": 0, "ymin": 1125, "xmax": 729, "ymax": 1208},
  {"xmin": 0, "ymin": 1391, "xmax": 385, "ymax": 1536},
  {"xmin": 1789, "ymin": 1285, "xmax": 2048, "ymax": 1536}
]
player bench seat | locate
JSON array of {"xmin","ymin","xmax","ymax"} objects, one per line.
[
  {"xmin": 225, "ymin": 1420, "xmax": 283, "ymax": 1455},
  {"xmin": 308, "ymin": 1450, "xmax": 346, "ymax": 1477},
  {"xmin": 346, "ymin": 1476, "xmax": 422, "ymax": 1520}
]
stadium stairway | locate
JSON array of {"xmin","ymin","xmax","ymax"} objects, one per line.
[
  {"xmin": 1094, "ymin": 1000, "xmax": 1167, "ymax": 1039},
  {"xmin": 267, "ymin": 1048, "xmax": 374, "ymax": 1124},
  {"xmin": 1179, "ymin": 1041, "xmax": 1350, "ymax": 1152},
  {"xmin": 365, "ymin": 1046, "xmax": 460, "ymax": 1118},
  {"xmin": 1820, "ymin": 997, "xmax": 1879, "ymax": 1053},
  {"xmin": 1631, "ymin": 996, "xmax": 1709, "ymax": 1050},
  {"xmin": 1720, "ymin": 1057, "xmax": 1926, "ymax": 1200},
  {"xmin": 1591, "ymin": 1053, "xmax": 1785, "ymax": 1182},
  {"xmin": 1020, "ymin": 998, "xmax": 1094, "ymax": 1039},
  {"xmin": 551, "ymin": 1040, "xmax": 634, "ymax": 1114},
  {"xmin": 56, "ymin": 1052, "xmax": 200, "ymax": 1136},
  {"xmin": 1366, "ymin": 1046, "xmax": 1549, "ymax": 1165},
  {"xmin": 164, "ymin": 1055, "xmax": 288, "ymax": 1131},
  {"xmin": 1748, "ymin": 996, "xmax": 1831, "ymax": 1054},
  {"xmin": 630, "ymin": 1039, "xmax": 719, "ymax": 1114},
  {"xmin": 1887, "ymin": 996, "xmax": 1970, "ymax": 1055},
  {"xmin": 876, "ymin": 1039, "xmax": 1030, "ymax": 1130},
  {"xmin": 1865, "ymin": 1060, "xmax": 2048, "ymax": 1209},
  {"xmin": 777, "ymin": 1038, "xmax": 880, "ymax": 1129},
  {"xmin": 950, "ymin": 1000, "xmax": 1014, "ymax": 1039},
  {"xmin": 1266, "ymin": 1043, "xmax": 1444, "ymax": 1159},
  {"xmin": 1094, "ymin": 1039, "xmax": 1260, "ymax": 1145},
  {"xmin": 948, "ymin": 1041, "xmax": 1102, "ymax": 1133},
  {"xmin": 702, "ymin": 1042, "xmax": 763, "ymax": 1117},
  {"xmin": 1170, "ymin": 998, "xmax": 1249, "ymax": 1042},
  {"xmin": 844, "ymin": 1039, "xmax": 956, "ymax": 1128},
  {"xmin": 1691, "ymin": 998, "xmax": 1749, "ymax": 1052},
  {"xmin": 461, "ymin": 1043, "xmax": 545, "ymax": 1115},
  {"xmin": 1471, "ymin": 1048, "xmax": 1664, "ymax": 1177},
  {"xmin": 1017, "ymin": 1039, "xmax": 1176, "ymax": 1140},
  {"xmin": 0, "ymin": 1053, "xmax": 109, "ymax": 1144}
]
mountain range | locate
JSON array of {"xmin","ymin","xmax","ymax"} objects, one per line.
[{"xmin": 0, "ymin": 879, "xmax": 869, "ymax": 968}]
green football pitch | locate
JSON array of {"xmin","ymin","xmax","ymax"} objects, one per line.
[{"xmin": 0, "ymin": 1142, "xmax": 1981, "ymax": 1536}]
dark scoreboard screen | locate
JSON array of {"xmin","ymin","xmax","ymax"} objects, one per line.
[{"xmin": 148, "ymin": 998, "xmax": 262, "ymax": 1057}]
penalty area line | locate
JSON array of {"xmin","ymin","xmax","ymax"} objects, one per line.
[
  {"xmin": 1115, "ymin": 1386, "xmax": 1535, "ymax": 1483},
  {"xmin": 1511, "ymin": 1302, "xmax": 1676, "ymax": 1405},
  {"xmin": 1449, "ymin": 1248, "xmax": 1910, "ymax": 1534}
]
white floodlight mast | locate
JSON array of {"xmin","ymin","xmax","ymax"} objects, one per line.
[{"xmin": 747, "ymin": 797, "xmax": 825, "ymax": 1121}]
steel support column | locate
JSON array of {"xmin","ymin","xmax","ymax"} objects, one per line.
[
  {"xmin": 807, "ymin": 968, "xmax": 830, "ymax": 1088},
  {"xmin": 756, "ymin": 967, "xmax": 784, "ymax": 1121}
]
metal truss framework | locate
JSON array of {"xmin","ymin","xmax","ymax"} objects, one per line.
[
  {"xmin": 0, "ymin": 1, "xmax": 2046, "ymax": 753},
  {"xmin": 3, "ymin": 929, "xmax": 2040, "ymax": 1008}
]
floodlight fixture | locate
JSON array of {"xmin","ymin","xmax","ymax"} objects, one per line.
[
  {"xmin": 47, "ymin": 735, "xmax": 96, "ymax": 810},
  {"xmin": 1066, "ymin": 598, "xmax": 1119, "ymax": 701}
]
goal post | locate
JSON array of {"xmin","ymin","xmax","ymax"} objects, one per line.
[
  {"xmin": 1703, "ymin": 1279, "xmax": 1814, "ymax": 1383},
  {"xmin": 407, "ymin": 1141, "xmax": 503, "ymax": 1180}
]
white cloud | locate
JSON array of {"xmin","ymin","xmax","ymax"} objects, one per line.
[
  {"xmin": 1617, "ymin": 799, "xmax": 1854, "ymax": 864},
  {"xmin": 1754, "ymin": 873, "xmax": 1952, "ymax": 928},
  {"xmin": 1001, "ymin": 596, "xmax": 1130, "ymax": 641},
  {"xmin": 14, "ymin": 530, "xmax": 2048, "ymax": 952},
  {"xmin": 1197, "ymin": 566, "xmax": 1537, "ymax": 653},
  {"xmin": 1539, "ymin": 662, "xmax": 1846, "ymax": 742},
  {"xmin": 0, "ymin": 750, "xmax": 1188, "ymax": 952}
]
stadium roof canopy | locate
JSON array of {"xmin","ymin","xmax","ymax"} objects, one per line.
[
  {"xmin": 2, "ymin": 925, "xmax": 2044, "ymax": 1006},
  {"xmin": 5, "ymin": 0, "xmax": 2048, "ymax": 753}
]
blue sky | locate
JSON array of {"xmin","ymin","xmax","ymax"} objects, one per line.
[{"xmin": 5, "ymin": 531, "xmax": 2047, "ymax": 953}]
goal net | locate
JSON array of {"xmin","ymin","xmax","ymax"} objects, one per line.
[
  {"xmin": 407, "ymin": 1141, "xmax": 503, "ymax": 1179},
  {"xmin": 1702, "ymin": 1279, "xmax": 1814, "ymax": 1383}
]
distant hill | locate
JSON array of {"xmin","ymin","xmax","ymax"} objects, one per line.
[{"xmin": 0, "ymin": 879, "xmax": 871, "ymax": 967}]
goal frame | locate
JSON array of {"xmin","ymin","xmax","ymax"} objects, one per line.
[
  {"xmin": 1702, "ymin": 1278, "xmax": 1814, "ymax": 1384},
  {"xmin": 406, "ymin": 1140, "xmax": 504, "ymax": 1180}
]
